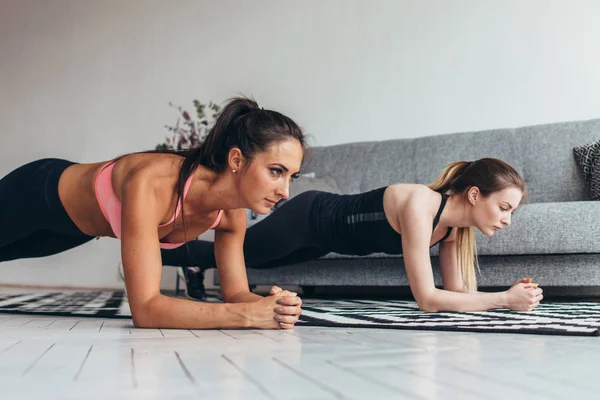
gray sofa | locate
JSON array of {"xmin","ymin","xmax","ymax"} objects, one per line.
[{"xmin": 245, "ymin": 118, "xmax": 600, "ymax": 293}]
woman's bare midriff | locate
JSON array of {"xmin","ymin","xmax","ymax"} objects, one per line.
[{"xmin": 57, "ymin": 162, "xmax": 116, "ymax": 237}]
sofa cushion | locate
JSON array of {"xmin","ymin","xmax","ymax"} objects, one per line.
[
  {"xmin": 573, "ymin": 140, "xmax": 600, "ymax": 200},
  {"xmin": 360, "ymin": 139, "xmax": 417, "ymax": 192},
  {"xmin": 246, "ymin": 254, "xmax": 600, "ymax": 287},
  {"xmin": 289, "ymin": 173, "xmax": 341, "ymax": 198},
  {"xmin": 302, "ymin": 142, "xmax": 381, "ymax": 194},
  {"xmin": 514, "ymin": 120, "xmax": 600, "ymax": 203},
  {"xmin": 304, "ymin": 118, "xmax": 600, "ymax": 202},
  {"xmin": 437, "ymin": 201, "xmax": 600, "ymax": 256}
]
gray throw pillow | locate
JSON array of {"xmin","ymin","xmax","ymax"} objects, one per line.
[{"xmin": 573, "ymin": 140, "xmax": 600, "ymax": 200}]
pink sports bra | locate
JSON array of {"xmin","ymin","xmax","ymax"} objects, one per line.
[{"xmin": 94, "ymin": 162, "xmax": 223, "ymax": 249}]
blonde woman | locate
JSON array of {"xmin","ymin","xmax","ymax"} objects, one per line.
[{"xmin": 164, "ymin": 158, "xmax": 544, "ymax": 312}]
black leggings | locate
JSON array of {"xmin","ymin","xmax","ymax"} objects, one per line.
[
  {"xmin": 0, "ymin": 159, "xmax": 95, "ymax": 262},
  {"xmin": 161, "ymin": 191, "xmax": 329, "ymax": 269}
]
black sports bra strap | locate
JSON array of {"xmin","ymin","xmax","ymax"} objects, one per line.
[
  {"xmin": 432, "ymin": 193, "xmax": 448, "ymax": 231},
  {"xmin": 440, "ymin": 227, "xmax": 453, "ymax": 242}
]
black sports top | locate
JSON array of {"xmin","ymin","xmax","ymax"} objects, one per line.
[{"xmin": 309, "ymin": 187, "xmax": 453, "ymax": 256}]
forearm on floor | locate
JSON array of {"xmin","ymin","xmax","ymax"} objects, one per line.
[
  {"xmin": 132, "ymin": 294, "xmax": 249, "ymax": 329},
  {"xmin": 421, "ymin": 288, "xmax": 508, "ymax": 312},
  {"xmin": 224, "ymin": 290, "xmax": 263, "ymax": 303}
]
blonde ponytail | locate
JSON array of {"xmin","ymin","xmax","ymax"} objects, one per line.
[
  {"xmin": 456, "ymin": 227, "xmax": 478, "ymax": 292},
  {"xmin": 429, "ymin": 161, "xmax": 479, "ymax": 292},
  {"xmin": 428, "ymin": 161, "xmax": 470, "ymax": 194}
]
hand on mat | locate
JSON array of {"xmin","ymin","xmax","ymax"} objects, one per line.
[
  {"xmin": 268, "ymin": 286, "xmax": 303, "ymax": 329},
  {"xmin": 506, "ymin": 279, "xmax": 544, "ymax": 311},
  {"xmin": 269, "ymin": 285, "xmax": 284, "ymax": 295},
  {"xmin": 519, "ymin": 277, "xmax": 540, "ymax": 288},
  {"xmin": 273, "ymin": 291, "xmax": 302, "ymax": 329},
  {"xmin": 268, "ymin": 286, "xmax": 300, "ymax": 295},
  {"xmin": 245, "ymin": 291, "xmax": 303, "ymax": 330}
]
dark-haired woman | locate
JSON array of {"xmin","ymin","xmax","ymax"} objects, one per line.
[
  {"xmin": 167, "ymin": 158, "xmax": 544, "ymax": 313},
  {"xmin": 0, "ymin": 97, "xmax": 305, "ymax": 330}
]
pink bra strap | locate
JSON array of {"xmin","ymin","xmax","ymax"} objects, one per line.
[
  {"xmin": 209, "ymin": 210, "xmax": 223, "ymax": 230},
  {"xmin": 161, "ymin": 175, "xmax": 194, "ymax": 227}
]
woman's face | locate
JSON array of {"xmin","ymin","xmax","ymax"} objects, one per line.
[
  {"xmin": 472, "ymin": 186, "xmax": 523, "ymax": 237},
  {"xmin": 238, "ymin": 139, "xmax": 303, "ymax": 214}
]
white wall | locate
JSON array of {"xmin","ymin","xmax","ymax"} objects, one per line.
[{"xmin": 1, "ymin": 0, "xmax": 600, "ymax": 288}]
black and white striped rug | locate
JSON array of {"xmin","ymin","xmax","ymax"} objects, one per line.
[{"xmin": 1, "ymin": 291, "xmax": 599, "ymax": 336}]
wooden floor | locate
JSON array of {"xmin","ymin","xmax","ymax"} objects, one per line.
[{"xmin": 1, "ymin": 291, "xmax": 599, "ymax": 399}]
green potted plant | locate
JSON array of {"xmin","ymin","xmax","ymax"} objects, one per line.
[{"xmin": 157, "ymin": 100, "xmax": 221, "ymax": 151}]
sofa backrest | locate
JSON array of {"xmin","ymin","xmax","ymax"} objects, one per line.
[{"xmin": 301, "ymin": 118, "xmax": 600, "ymax": 203}]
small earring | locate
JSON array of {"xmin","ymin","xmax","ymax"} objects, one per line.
[{"xmin": 232, "ymin": 169, "xmax": 237, "ymax": 173}]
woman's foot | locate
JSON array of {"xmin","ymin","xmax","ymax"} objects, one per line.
[{"xmin": 179, "ymin": 267, "xmax": 207, "ymax": 301}]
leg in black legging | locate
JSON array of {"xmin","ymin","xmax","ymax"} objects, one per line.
[
  {"xmin": 242, "ymin": 190, "xmax": 327, "ymax": 268},
  {"xmin": 160, "ymin": 240, "xmax": 215, "ymax": 268},
  {"xmin": 160, "ymin": 190, "xmax": 329, "ymax": 269},
  {"xmin": 0, "ymin": 159, "xmax": 94, "ymax": 262},
  {"xmin": 162, "ymin": 239, "xmax": 329, "ymax": 270},
  {"xmin": 0, "ymin": 231, "xmax": 94, "ymax": 262},
  {"xmin": 246, "ymin": 246, "xmax": 329, "ymax": 269}
]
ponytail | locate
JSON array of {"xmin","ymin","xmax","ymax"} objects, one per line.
[
  {"xmin": 429, "ymin": 158, "xmax": 526, "ymax": 292},
  {"xmin": 195, "ymin": 97, "xmax": 262, "ymax": 172},
  {"xmin": 429, "ymin": 161, "xmax": 478, "ymax": 292}
]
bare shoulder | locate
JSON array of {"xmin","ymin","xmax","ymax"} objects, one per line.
[
  {"xmin": 119, "ymin": 154, "xmax": 187, "ymax": 199},
  {"xmin": 385, "ymin": 184, "xmax": 442, "ymax": 216},
  {"xmin": 382, "ymin": 184, "xmax": 445, "ymax": 238},
  {"xmin": 117, "ymin": 153, "xmax": 181, "ymax": 182},
  {"xmin": 116, "ymin": 154, "xmax": 184, "ymax": 217}
]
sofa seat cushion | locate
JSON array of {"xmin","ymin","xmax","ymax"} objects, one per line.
[{"xmin": 474, "ymin": 201, "xmax": 600, "ymax": 255}]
